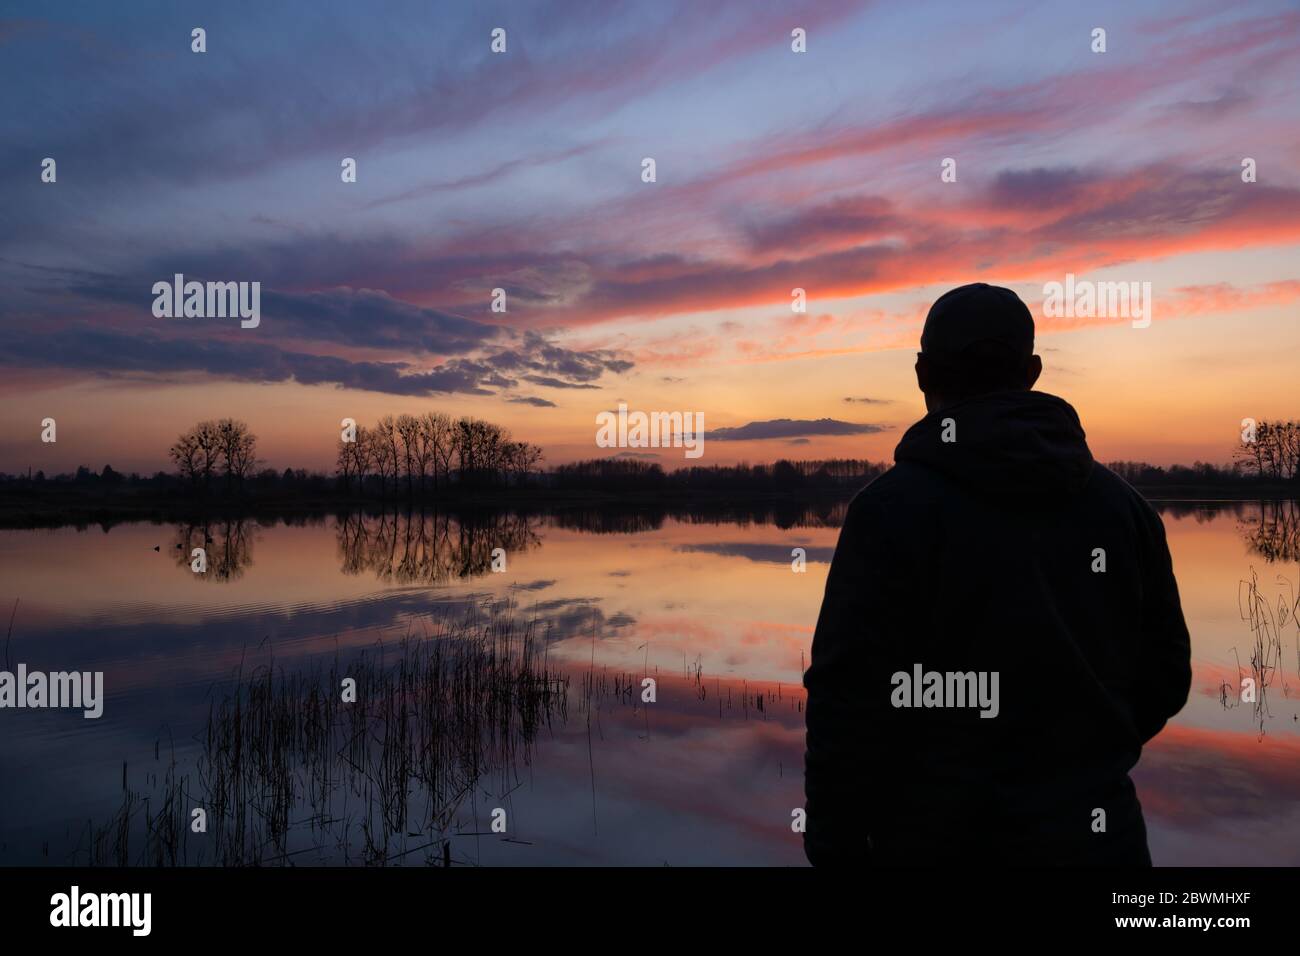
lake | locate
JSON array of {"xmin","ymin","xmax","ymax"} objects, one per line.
[{"xmin": 0, "ymin": 499, "xmax": 1296, "ymax": 865}]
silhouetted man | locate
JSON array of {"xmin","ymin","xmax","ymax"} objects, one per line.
[{"xmin": 803, "ymin": 283, "xmax": 1191, "ymax": 866}]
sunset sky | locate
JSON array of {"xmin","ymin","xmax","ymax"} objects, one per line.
[{"xmin": 2, "ymin": 0, "xmax": 1298, "ymax": 475}]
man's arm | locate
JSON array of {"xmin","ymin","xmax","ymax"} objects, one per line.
[
  {"xmin": 1132, "ymin": 502, "xmax": 1192, "ymax": 743},
  {"xmin": 803, "ymin": 493, "xmax": 893, "ymax": 866}
]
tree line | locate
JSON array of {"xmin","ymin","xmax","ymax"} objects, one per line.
[
  {"xmin": 169, "ymin": 419, "xmax": 260, "ymax": 491},
  {"xmin": 336, "ymin": 413, "xmax": 544, "ymax": 496},
  {"xmin": 1236, "ymin": 420, "xmax": 1300, "ymax": 482},
  {"xmin": 1106, "ymin": 420, "xmax": 1300, "ymax": 487},
  {"xmin": 550, "ymin": 457, "xmax": 888, "ymax": 491},
  {"xmin": 8, "ymin": 416, "xmax": 1298, "ymax": 501}
]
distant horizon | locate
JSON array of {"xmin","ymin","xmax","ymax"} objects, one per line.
[{"xmin": 1, "ymin": 431, "xmax": 1275, "ymax": 480}]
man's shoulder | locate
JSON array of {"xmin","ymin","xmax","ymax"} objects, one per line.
[
  {"xmin": 842, "ymin": 462, "xmax": 945, "ymax": 530},
  {"xmin": 1085, "ymin": 462, "xmax": 1157, "ymax": 509},
  {"xmin": 1085, "ymin": 462, "xmax": 1168, "ymax": 532},
  {"xmin": 850, "ymin": 461, "xmax": 947, "ymax": 506},
  {"xmin": 850, "ymin": 460, "xmax": 1159, "ymax": 523}
]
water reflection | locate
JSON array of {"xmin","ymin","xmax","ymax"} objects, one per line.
[
  {"xmin": 1, "ymin": 498, "xmax": 1297, "ymax": 866},
  {"xmin": 1223, "ymin": 566, "xmax": 1298, "ymax": 738},
  {"xmin": 173, "ymin": 517, "xmax": 255, "ymax": 581},
  {"xmin": 551, "ymin": 500, "xmax": 850, "ymax": 534},
  {"xmin": 155, "ymin": 499, "xmax": 1300, "ymax": 586},
  {"xmin": 157, "ymin": 502, "xmax": 853, "ymax": 584},
  {"xmin": 336, "ymin": 509, "xmax": 539, "ymax": 584},
  {"xmin": 1237, "ymin": 499, "xmax": 1300, "ymax": 563},
  {"xmin": 82, "ymin": 608, "xmax": 569, "ymax": 866}
]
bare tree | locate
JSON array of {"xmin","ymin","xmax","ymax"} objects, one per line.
[
  {"xmin": 333, "ymin": 412, "xmax": 543, "ymax": 495},
  {"xmin": 423, "ymin": 412, "xmax": 455, "ymax": 493},
  {"xmin": 217, "ymin": 418, "xmax": 258, "ymax": 489},
  {"xmin": 374, "ymin": 416, "xmax": 400, "ymax": 497},
  {"xmin": 169, "ymin": 431, "xmax": 202, "ymax": 487},
  {"xmin": 515, "ymin": 442, "xmax": 544, "ymax": 484},
  {"xmin": 455, "ymin": 417, "xmax": 477, "ymax": 484},
  {"xmin": 336, "ymin": 433, "xmax": 356, "ymax": 492},
  {"xmin": 353, "ymin": 425, "xmax": 377, "ymax": 494},
  {"xmin": 193, "ymin": 420, "xmax": 222, "ymax": 489},
  {"xmin": 1237, "ymin": 420, "xmax": 1300, "ymax": 482},
  {"xmin": 396, "ymin": 414, "xmax": 422, "ymax": 496}
]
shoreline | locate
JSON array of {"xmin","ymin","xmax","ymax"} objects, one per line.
[{"xmin": 0, "ymin": 484, "xmax": 1296, "ymax": 528}]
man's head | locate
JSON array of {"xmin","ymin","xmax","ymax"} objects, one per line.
[{"xmin": 914, "ymin": 283, "xmax": 1041, "ymax": 411}]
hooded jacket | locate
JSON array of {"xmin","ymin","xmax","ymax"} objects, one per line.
[{"xmin": 802, "ymin": 390, "xmax": 1191, "ymax": 866}]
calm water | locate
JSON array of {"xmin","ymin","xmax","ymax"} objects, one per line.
[{"xmin": 1, "ymin": 500, "xmax": 1297, "ymax": 866}]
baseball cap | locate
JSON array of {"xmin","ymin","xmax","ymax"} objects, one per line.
[{"xmin": 920, "ymin": 283, "xmax": 1034, "ymax": 360}]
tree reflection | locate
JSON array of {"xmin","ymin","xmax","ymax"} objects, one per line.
[
  {"xmin": 1237, "ymin": 499, "xmax": 1300, "ymax": 563},
  {"xmin": 335, "ymin": 508, "xmax": 540, "ymax": 584},
  {"xmin": 172, "ymin": 517, "xmax": 254, "ymax": 582}
]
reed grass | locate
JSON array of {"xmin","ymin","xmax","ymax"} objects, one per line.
[{"xmin": 78, "ymin": 605, "xmax": 568, "ymax": 866}]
